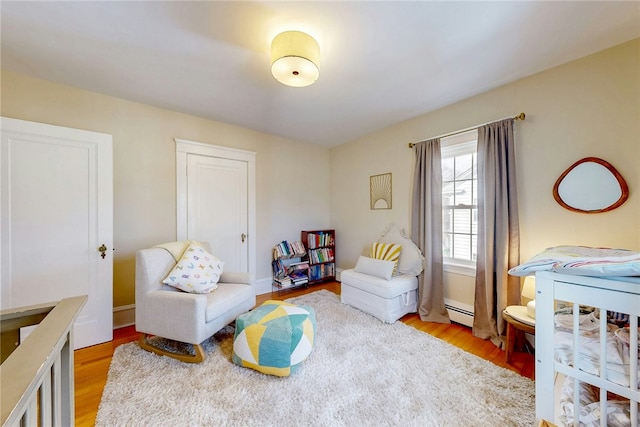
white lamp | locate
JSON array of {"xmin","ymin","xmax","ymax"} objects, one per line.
[
  {"xmin": 521, "ymin": 276, "xmax": 536, "ymax": 319},
  {"xmin": 271, "ymin": 31, "xmax": 320, "ymax": 87}
]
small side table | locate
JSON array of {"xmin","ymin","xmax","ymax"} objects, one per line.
[{"xmin": 502, "ymin": 306, "xmax": 535, "ymax": 364}]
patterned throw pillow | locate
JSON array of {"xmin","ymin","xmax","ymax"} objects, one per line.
[
  {"xmin": 370, "ymin": 242, "xmax": 401, "ymax": 275},
  {"xmin": 162, "ymin": 242, "xmax": 224, "ymax": 293}
]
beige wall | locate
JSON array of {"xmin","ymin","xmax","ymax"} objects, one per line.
[
  {"xmin": 2, "ymin": 39, "xmax": 638, "ymax": 311},
  {"xmin": 1, "ymin": 71, "xmax": 331, "ymax": 307},
  {"xmin": 330, "ymin": 39, "xmax": 639, "ymax": 307}
]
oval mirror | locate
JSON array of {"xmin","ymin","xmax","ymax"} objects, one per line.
[{"xmin": 553, "ymin": 157, "xmax": 628, "ymax": 214}]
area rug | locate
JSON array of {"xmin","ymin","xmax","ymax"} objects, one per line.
[{"xmin": 96, "ymin": 290, "xmax": 535, "ymax": 426}]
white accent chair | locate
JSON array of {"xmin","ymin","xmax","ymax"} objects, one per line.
[
  {"xmin": 340, "ymin": 224, "xmax": 425, "ymax": 324},
  {"xmin": 135, "ymin": 242, "xmax": 256, "ymax": 363}
]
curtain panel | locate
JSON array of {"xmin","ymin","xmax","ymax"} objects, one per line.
[
  {"xmin": 472, "ymin": 119, "xmax": 520, "ymax": 347},
  {"xmin": 411, "ymin": 139, "xmax": 450, "ymax": 324}
]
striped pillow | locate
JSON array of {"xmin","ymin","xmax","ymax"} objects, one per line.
[{"xmin": 370, "ymin": 242, "xmax": 402, "ymax": 275}]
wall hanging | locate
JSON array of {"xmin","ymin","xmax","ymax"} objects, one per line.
[
  {"xmin": 370, "ymin": 173, "xmax": 392, "ymax": 210},
  {"xmin": 553, "ymin": 157, "xmax": 628, "ymax": 214}
]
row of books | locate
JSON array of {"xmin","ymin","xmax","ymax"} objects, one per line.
[
  {"xmin": 309, "ymin": 263, "xmax": 335, "ymax": 281},
  {"xmin": 273, "ymin": 276, "xmax": 293, "ymax": 288},
  {"xmin": 306, "ymin": 232, "xmax": 334, "ymax": 249},
  {"xmin": 273, "ymin": 266, "xmax": 309, "ymax": 288},
  {"xmin": 272, "ymin": 259, "xmax": 310, "ymax": 284},
  {"xmin": 308, "ymin": 248, "xmax": 334, "ymax": 264},
  {"xmin": 272, "ymin": 240, "xmax": 306, "ymax": 259}
]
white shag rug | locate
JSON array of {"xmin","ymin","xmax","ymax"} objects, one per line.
[{"xmin": 96, "ymin": 290, "xmax": 535, "ymax": 426}]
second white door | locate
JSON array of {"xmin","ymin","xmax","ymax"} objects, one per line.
[{"xmin": 176, "ymin": 140, "xmax": 255, "ymax": 275}]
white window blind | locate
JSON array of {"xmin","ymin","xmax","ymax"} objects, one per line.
[{"xmin": 442, "ymin": 130, "xmax": 477, "ymax": 270}]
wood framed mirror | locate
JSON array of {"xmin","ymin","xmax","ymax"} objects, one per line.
[{"xmin": 553, "ymin": 157, "xmax": 628, "ymax": 214}]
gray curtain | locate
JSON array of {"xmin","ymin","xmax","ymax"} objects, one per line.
[
  {"xmin": 411, "ymin": 139, "xmax": 451, "ymax": 324},
  {"xmin": 472, "ymin": 119, "xmax": 520, "ymax": 347}
]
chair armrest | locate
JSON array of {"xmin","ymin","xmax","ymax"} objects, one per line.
[{"xmin": 219, "ymin": 271, "xmax": 254, "ymax": 285}]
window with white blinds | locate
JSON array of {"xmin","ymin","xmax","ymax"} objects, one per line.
[{"xmin": 442, "ymin": 130, "xmax": 478, "ymax": 269}]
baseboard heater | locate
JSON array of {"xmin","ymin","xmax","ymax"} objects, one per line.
[{"xmin": 444, "ymin": 299, "xmax": 474, "ymax": 328}]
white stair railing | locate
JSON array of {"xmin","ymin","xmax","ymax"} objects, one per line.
[{"xmin": 1, "ymin": 296, "xmax": 87, "ymax": 427}]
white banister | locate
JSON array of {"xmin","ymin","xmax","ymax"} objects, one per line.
[{"xmin": 1, "ymin": 296, "xmax": 87, "ymax": 427}]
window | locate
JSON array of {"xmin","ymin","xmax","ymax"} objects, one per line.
[{"xmin": 441, "ymin": 130, "xmax": 478, "ymax": 269}]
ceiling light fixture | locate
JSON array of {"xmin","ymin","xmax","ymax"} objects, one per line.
[{"xmin": 271, "ymin": 31, "xmax": 320, "ymax": 88}]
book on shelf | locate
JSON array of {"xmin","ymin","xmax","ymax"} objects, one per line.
[
  {"xmin": 272, "ymin": 240, "xmax": 306, "ymax": 259},
  {"xmin": 289, "ymin": 270, "xmax": 308, "ymax": 280},
  {"xmin": 308, "ymin": 248, "xmax": 334, "ymax": 264},
  {"xmin": 288, "ymin": 261, "xmax": 310, "ymax": 271},
  {"xmin": 306, "ymin": 231, "xmax": 334, "ymax": 249},
  {"xmin": 274, "ymin": 276, "xmax": 292, "ymax": 288},
  {"xmin": 272, "ymin": 259, "xmax": 286, "ymax": 278},
  {"xmin": 309, "ymin": 263, "xmax": 335, "ymax": 281}
]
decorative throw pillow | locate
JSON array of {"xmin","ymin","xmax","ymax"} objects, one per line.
[
  {"xmin": 162, "ymin": 241, "xmax": 224, "ymax": 293},
  {"xmin": 354, "ymin": 255, "xmax": 395, "ymax": 281},
  {"xmin": 370, "ymin": 242, "xmax": 401, "ymax": 275},
  {"xmin": 379, "ymin": 223, "xmax": 425, "ymax": 276}
]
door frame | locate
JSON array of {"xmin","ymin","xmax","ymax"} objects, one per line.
[{"xmin": 175, "ymin": 139, "xmax": 256, "ymax": 276}]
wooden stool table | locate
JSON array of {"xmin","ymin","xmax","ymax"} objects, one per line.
[{"xmin": 502, "ymin": 307, "xmax": 535, "ymax": 363}]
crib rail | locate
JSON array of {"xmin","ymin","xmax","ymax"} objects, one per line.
[
  {"xmin": 1, "ymin": 296, "xmax": 87, "ymax": 427},
  {"xmin": 536, "ymin": 271, "xmax": 640, "ymax": 427}
]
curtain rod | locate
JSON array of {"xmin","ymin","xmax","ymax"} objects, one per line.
[{"xmin": 407, "ymin": 112, "xmax": 526, "ymax": 148}]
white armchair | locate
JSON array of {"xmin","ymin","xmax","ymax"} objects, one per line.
[{"xmin": 135, "ymin": 242, "xmax": 256, "ymax": 363}]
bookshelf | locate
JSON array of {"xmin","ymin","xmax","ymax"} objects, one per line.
[
  {"xmin": 301, "ymin": 229, "xmax": 336, "ymax": 284},
  {"xmin": 271, "ymin": 240, "xmax": 309, "ymax": 291}
]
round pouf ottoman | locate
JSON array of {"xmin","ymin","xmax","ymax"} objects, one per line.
[{"xmin": 232, "ymin": 300, "xmax": 316, "ymax": 377}]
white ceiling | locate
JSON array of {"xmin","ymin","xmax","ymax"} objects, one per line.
[{"xmin": 2, "ymin": 1, "xmax": 638, "ymax": 147}]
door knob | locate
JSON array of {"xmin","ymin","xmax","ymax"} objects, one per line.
[
  {"xmin": 98, "ymin": 244, "xmax": 107, "ymax": 259},
  {"xmin": 241, "ymin": 233, "xmax": 247, "ymax": 243}
]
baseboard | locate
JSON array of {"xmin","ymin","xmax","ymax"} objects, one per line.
[
  {"xmin": 255, "ymin": 277, "xmax": 272, "ymax": 295},
  {"xmin": 113, "ymin": 304, "xmax": 135, "ymax": 329},
  {"xmin": 444, "ymin": 298, "xmax": 474, "ymax": 328}
]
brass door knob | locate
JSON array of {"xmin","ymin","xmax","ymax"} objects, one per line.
[{"xmin": 98, "ymin": 244, "xmax": 107, "ymax": 259}]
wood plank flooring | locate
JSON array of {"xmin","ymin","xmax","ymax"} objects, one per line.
[{"xmin": 74, "ymin": 282, "xmax": 534, "ymax": 426}]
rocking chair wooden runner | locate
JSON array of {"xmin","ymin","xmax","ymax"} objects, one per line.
[{"xmin": 135, "ymin": 242, "xmax": 256, "ymax": 363}]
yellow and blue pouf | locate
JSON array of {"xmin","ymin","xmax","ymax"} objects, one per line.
[{"xmin": 232, "ymin": 300, "xmax": 316, "ymax": 377}]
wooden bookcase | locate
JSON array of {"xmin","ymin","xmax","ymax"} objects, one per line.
[
  {"xmin": 271, "ymin": 240, "xmax": 309, "ymax": 291},
  {"xmin": 301, "ymin": 230, "xmax": 336, "ymax": 284}
]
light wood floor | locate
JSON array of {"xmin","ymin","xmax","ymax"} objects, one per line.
[{"xmin": 74, "ymin": 282, "xmax": 534, "ymax": 426}]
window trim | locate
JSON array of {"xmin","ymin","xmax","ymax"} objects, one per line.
[{"xmin": 444, "ymin": 262, "xmax": 476, "ymax": 277}]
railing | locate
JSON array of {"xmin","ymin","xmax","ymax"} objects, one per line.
[{"xmin": 1, "ymin": 296, "xmax": 87, "ymax": 427}]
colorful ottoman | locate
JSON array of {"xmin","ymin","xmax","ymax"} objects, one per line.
[{"xmin": 232, "ymin": 300, "xmax": 316, "ymax": 377}]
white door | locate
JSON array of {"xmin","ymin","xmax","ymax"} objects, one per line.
[
  {"xmin": 1, "ymin": 117, "xmax": 113, "ymax": 349},
  {"xmin": 176, "ymin": 140, "xmax": 255, "ymax": 275}
]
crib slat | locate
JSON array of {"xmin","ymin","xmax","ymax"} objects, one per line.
[
  {"xmin": 572, "ymin": 304, "xmax": 580, "ymax": 427},
  {"xmin": 599, "ymin": 312, "xmax": 607, "ymax": 427},
  {"xmin": 631, "ymin": 315, "xmax": 638, "ymax": 427}
]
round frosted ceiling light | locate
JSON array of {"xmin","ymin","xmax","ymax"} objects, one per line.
[{"xmin": 271, "ymin": 31, "xmax": 320, "ymax": 88}]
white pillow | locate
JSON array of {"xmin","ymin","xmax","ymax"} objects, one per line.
[
  {"xmin": 354, "ymin": 256, "xmax": 395, "ymax": 281},
  {"xmin": 162, "ymin": 242, "xmax": 224, "ymax": 293},
  {"xmin": 379, "ymin": 223, "xmax": 424, "ymax": 276}
]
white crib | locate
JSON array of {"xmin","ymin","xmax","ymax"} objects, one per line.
[{"xmin": 536, "ymin": 271, "xmax": 640, "ymax": 426}]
